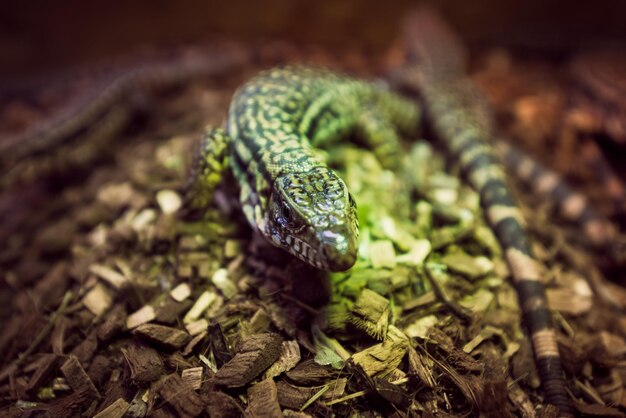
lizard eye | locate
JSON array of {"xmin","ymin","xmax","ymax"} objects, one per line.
[
  {"xmin": 280, "ymin": 204, "xmax": 292, "ymax": 221},
  {"xmin": 279, "ymin": 203, "xmax": 304, "ymax": 231}
]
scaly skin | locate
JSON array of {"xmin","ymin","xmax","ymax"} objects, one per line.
[
  {"xmin": 187, "ymin": 66, "xmax": 420, "ymax": 271},
  {"xmin": 496, "ymin": 140, "xmax": 616, "ymax": 249},
  {"xmin": 400, "ymin": 9, "xmax": 574, "ymax": 416}
]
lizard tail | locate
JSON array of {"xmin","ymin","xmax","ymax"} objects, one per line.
[
  {"xmin": 402, "ymin": 7, "xmax": 468, "ymax": 80},
  {"xmin": 402, "ymin": 8, "xmax": 574, "ymax": 417}
]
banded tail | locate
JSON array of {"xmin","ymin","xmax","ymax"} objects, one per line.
[
  {"xmin": 497, "ymin": 140, "xmax": 616, "ymax": 250},
  {"xmin": 401, "ymin": 8, "xmax": 573, "ymax": 416}
]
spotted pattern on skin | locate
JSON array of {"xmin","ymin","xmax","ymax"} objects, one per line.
[
  {"xmin": 279, "ymin": 167, "xmax": 347, "ymax": 224},
  {"xmin": 190, "ymin": 66, "xmax": 420, "ymax": 271}
]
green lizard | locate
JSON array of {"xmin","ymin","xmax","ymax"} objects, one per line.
[
  {"xmin": 187, "ymin": 61, "xmax": 577, "ymax": 412},
  {"xmin": 186, "ymin": 65, "xmax": 420, "ymax": 271},
  {"xmin": 186, "ymin": 26, "xmax": 579, "ymax": 415}
]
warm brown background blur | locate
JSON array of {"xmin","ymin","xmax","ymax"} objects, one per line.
[{"xmin": 1, "ymin": 0, "xmax": 626, "ymax": 77}]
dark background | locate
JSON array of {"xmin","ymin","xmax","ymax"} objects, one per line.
[{"xmin": 1, "ymin": 0, "xmax": 626, "ymax": 77}]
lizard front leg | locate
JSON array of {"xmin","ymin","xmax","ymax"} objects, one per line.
[
  {"xmin": 185, "ymin": 127, "xmax": 232, "ymax": 209},
  {"xmin": 356, "ymin": 106, "xmax": 404, "ymax": 169}
]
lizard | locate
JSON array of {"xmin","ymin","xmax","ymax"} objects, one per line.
[
  {"xmin": 185, "ymin": 65, "xmax": 421, "ymax": 271},
  {"xmin": 2, "ymin": 28, "xmax": 602, "ymax": 414},
  {"xmin": 187, "ymin": 51, "xmax": 603, "ymax": 413},
  {"xmin": 393, "ymin": 8, "xmax": 575, "ymax": 416}
]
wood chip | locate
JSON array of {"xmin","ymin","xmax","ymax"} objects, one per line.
[
  {"xmin": 87, "ymin": 354, "xmax": 112, "ymax": 387},
  {"xmin": 285, "ymin": 359, "xmax": 337, "ymax": 386},
  {"xmin": 156, "ymin": 189, "xmax": 182, "ymax": 214},
  {"xmin": 407, "ymin": 345, "xmax": 436, "ymax": 389},
  {"xmin": 547, "ymin": 287, "xmax": 593, "ymax": 316},
  {"xmin": 70, "ymin": 331, "xmax": 98, "ymax": 365},
  {"xmin": 170, "ymin": 283, "xmax": 192, "ymax": 302},
  {"xmin": 276, "ymin": 379, "xmax": 347, "ymax": 410},
  {"xmin": 121, "ymin": 342, "xmax": 165, "ymax": 384},
  {"xmin": 598, "ymin": 332, "xmax": 626, "ymax": 358},
  {"xmin": 97, "ymin": 304, "xmax": 127, "ymax": 341},
  {"xmin": 397, "ymin": 239, "xmax": 432, "ymax": 266},
  {"xmin": 214, "ymin": 333, "xmax": 283, "ymax": 388},
  {"xmin": 350, "ymin": 289, "xmax": 390, "ymax": 340},
  {"xmin": 154, "ymin": 298, "xmax": 193, "ymax": 324},
  {"xmin": 25, "ymin": 353, "xmax": 62, "ymax": 394},
  {"xmin": 351, "ymin": 337, "xmax": 408, "ymax": 378},
  {"xmin": 131, "ymin": 209, "xmax": 156, "ymax": 231},
  {"xmin": 440, "ymin": 251, "xmax": 494, "ymax": 279},
  {"xmin": 205, "ymin": 391, "xmax": 244, "ymax": 417},
  {"xmin": 156, "ymin": 373, "xmax": 205, "ymax": 418},
  {"xmin": 83, "ymin": 282, "xmax": 114, "ymax": 316},
  {"xmin": 181, "ymin": 367, "xmax": 203, "ymax": 390},
  {"xmin": 45, "ymin": 387, "xmax": 98, "ymax": 417},
  {"xmin": 264, "ymin": 340, "xmax": 301, "ymax": 379},
  {"xmin": 224, "ymin": 239, "xmax": 241, "ymax": 258},
  {"xmin": 132, "ymin": 323, "xmax": 191, "ymax": 350},
  {"xmin": 208, "ymin": 322, "xmax": 232, "ymax": 368},
  {"xmin": 126, "ymin": 305, "xmax": 156, "ymax": 329},
  {"xmin": 97, "ymin": 182, "xmax": 136, "ymax": 210},
  {"xmin": 183, "ymin": 290, "xmax": 217, "ymax": 323},
  {"xmin": 60, "ymin": 355, "xmax": 100, "ymax": 399},
  {"xmin": 211, "ymin": 268, "xmax": 237, "ymax": 299},
  {"xmin": 93, "ymin": 398, "xmax": 130, "ymax": 418},
  {"xmin": 369, "ymin": 240, "xmax": 396, "ymax": 269},
  {"xmin": 246, "ymin": 378, "xmax": 282, "ymax": 417},
  {"xmin": 181, "ymin": 332, "xmax": 206, "ymax": 356},
  {"xmin": 185, "ymin": 319, "xmax": 209, "ymax": 336},
  {"xmin": 89, "ymin": 264, "xmax": 128, "ymax": 289}
]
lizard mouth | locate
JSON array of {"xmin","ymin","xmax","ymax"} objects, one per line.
[
  {"xmin": 281, "ymin": 232, "xmax": 325, "ymax": 270},
  {"xmin": 279, "ymin": 228, "xmax": 357, "ymax": 272},
  {"xmin": 320, "ymin": 243, "xmax": 357, "ymax": 272},
  {"xmin": 318, "ymin": 229, "xmax": 358, "ymax": 272}
]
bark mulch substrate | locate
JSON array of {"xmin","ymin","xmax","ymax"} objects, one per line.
[{"xmin": 1, "ymin": 43, "xmax": 626, "ymax": 418}]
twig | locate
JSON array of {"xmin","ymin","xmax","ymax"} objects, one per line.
[
  {"xmin": 0, "ymin": 291, "xmax": 74, "ymax": 383},
  {"xmin": 324, "ymin": 377, "xmax": 409, "ymax": 406},
  {"xmin": 424, "ymin": 265, "xmax": 473, "ymax": 323}
]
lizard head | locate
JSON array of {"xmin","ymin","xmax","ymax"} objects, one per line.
[{"xmin": 267, "ymin": 167, "xmax": 359, "ymax": 272}]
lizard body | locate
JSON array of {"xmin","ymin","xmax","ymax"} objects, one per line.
[{"xmin": 188, "ymin": 66, "xmax": 420, "ymax": 271}]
